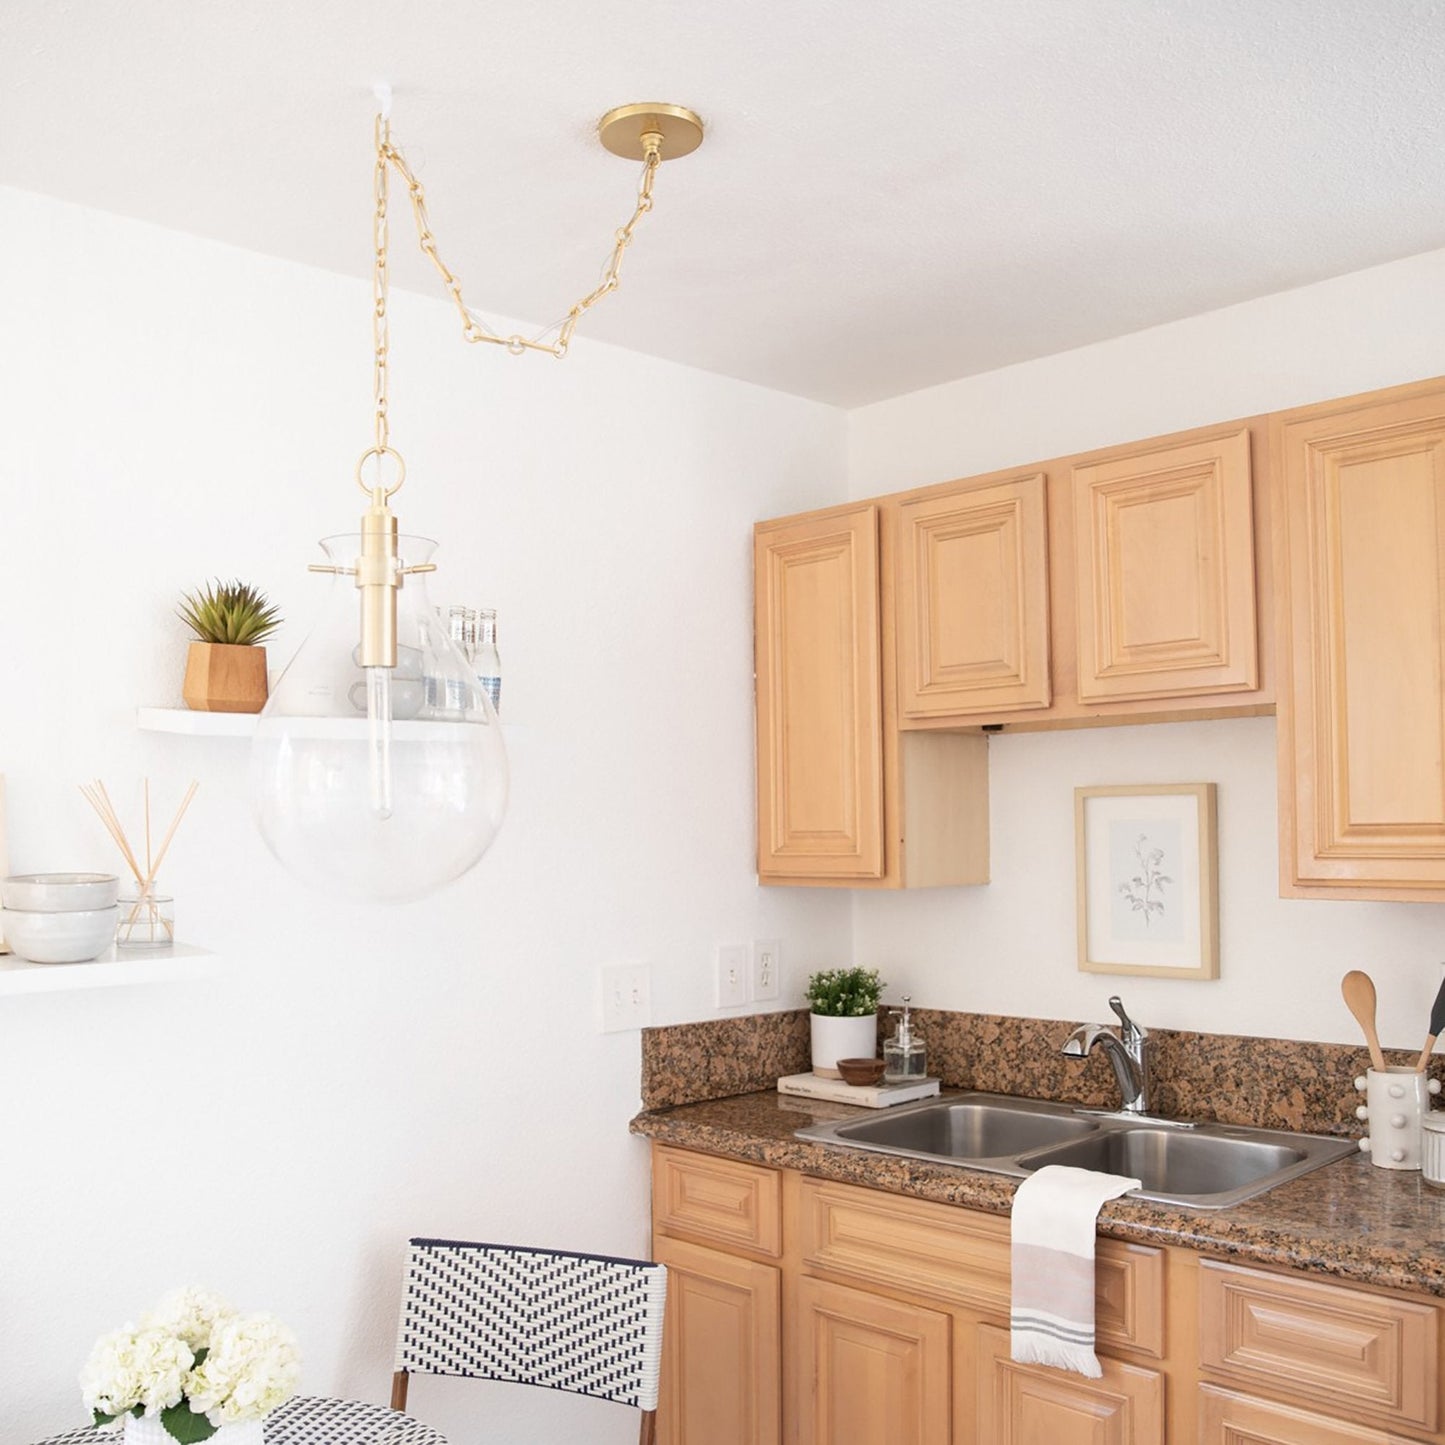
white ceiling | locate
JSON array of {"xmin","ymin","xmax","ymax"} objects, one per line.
[{"xmin": 6, "ymin": 1, "xmax": 1445, "ymax": 407}]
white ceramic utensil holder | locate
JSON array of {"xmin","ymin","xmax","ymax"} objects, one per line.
[{"xmin": 1355, "ymin": 1067, "xmax": 1441, "ymax": 1170}]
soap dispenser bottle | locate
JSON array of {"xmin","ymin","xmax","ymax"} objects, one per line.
[{"xmin": 884, "ymin": 996, "xmax": 927, "ymax": 1083}]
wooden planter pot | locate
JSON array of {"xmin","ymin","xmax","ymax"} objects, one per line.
[{"xmin": 182, "ymin": 642, "xmax": 269, "ymax": 713}]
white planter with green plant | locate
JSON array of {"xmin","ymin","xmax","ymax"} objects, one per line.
[{"xmin": 805, "ymin": 967, "xmax": 884, "ymax": 1078}]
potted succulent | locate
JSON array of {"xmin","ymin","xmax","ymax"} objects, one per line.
[
  {"xmin": 178, "ymin": 580, "xmax": 282, "ymax": 714},
  {"xmin": 805, "ymin": 967, "xmax": 885, "ymax": 1078}
]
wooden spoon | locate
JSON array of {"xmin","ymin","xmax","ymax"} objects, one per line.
[{"xmin": 1342, "ymin": 970, "xmax": 1387, "ymax": 1071}]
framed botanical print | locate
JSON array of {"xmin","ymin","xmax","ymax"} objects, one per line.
[{"xmin": 1075, "ymin": 783, "xmax": 1218, "ymax": 979}]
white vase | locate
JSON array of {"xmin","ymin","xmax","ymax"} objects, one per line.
[
  {"xmin": 810, "ymin": 1012, "xmax": 878, "ymax": 1078},
  {"xmin": 123, "ymin": 1414, "xmax": 264, "ymax": 1445}
]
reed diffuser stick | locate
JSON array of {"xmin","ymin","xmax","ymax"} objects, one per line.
[
  {"xmin": 79, "ymin": 779, "xmax": 198, "ymax": 944},
  {"xmin": 77, "ymin": 784, "xmax": 144, "ymax": 885},
  {"xmin": 138, "ymin": 781, "xmax": 198, "ymax": 895}
]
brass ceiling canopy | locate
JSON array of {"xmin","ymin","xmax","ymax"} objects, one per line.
[{"xmin": 598, "ymin": 102, "xmax": 705, "ymax": 161}]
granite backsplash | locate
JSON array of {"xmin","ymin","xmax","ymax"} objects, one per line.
[{"xmin": 640, "ymin": 1004, "xmax": 1431, "ymax": 1137}]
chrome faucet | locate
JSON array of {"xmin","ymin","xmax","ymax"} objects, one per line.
[{"xmin": 1063, "ymin": 996, "xmax": 1151, "ymax": 1114}]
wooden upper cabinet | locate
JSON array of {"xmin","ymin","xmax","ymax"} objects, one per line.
[
  {"xmin": 896, "ymin": 473, "xmax": 1052, "ymax": 718},
  {"xmin": 754, "ymin": 506, "xmax": 885, "ymax": 881},
  {"xmin": 1275, "ymin": 379, "xmax": 1445, "ymax": 897},
  {"xmin": 755, "ymin": 504, "xmax": 991, "ymax": 889},
  {"xmin": 1072, "ymin": 429, "xmax": 1258, "ymax": 703}
]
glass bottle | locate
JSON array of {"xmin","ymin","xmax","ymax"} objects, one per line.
[
  {"xmin": 883, "ymin": 996, "xmax": 927, "ymax": 1083},
  {"xmin": 252, "ymin": 535, "xmax": 509, "ymax": 901},
  {"xmin": 475, "ymin": 608, "xmax": 502, "ymax": 715},
  {"xmin": 433, "ymin": 605, "xmax": 478, "ymax": 717}
]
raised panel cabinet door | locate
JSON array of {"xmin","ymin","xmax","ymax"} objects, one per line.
[
  {"xmin": 793, "ymin": 1276, "xmax": 950, "ymax": 1445},
  {"xmin": 1198, "ymin": 1385, "xmax": 1417, "ymax": 1445},
  {"xmin": 1072, "ymin": 429, "xmax": 1257, "ymax": 703},
  {"xmin": 1277, "ymin": 386, "xmax": 1445, "ymax": 892},
  {"xmin": 896, "ymin": 474, "xmax": 1052, "ymax": 717},
  {"xmin": 755, "ymin": 507, "xmax": 885, "ymax": 879},
  {"xmin": 1198, "ymin": 1259, "xmax": 1437, "ymax": 1432},
  {"xmin": 654, "ymin": 1235, "xmax": 781, "ymax": 1445},
  {"xmin": 975, "ymin": 1322, "xmax": 1163, "ymax": 1445}
]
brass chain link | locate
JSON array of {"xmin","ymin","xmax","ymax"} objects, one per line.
[
  {"xmin": 372, "ymin": 115, "xmax": 391, "ymax": 453},
  {"xmin": 377, "ymin": 119, "xmax": 663, "ymax": 363},
  {"xmin": 363, "ymin": 113, "xmax": 664, "ymax": 494}
]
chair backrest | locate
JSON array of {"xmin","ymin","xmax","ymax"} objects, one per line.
[{"xmin": 394, "ymin": 1238, "xmax": 668, "ymax": 1411}]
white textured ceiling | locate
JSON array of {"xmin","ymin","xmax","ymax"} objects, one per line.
[{"xmin": 6, "ymin": 1, "xmax": 1445, "ymax": 406}]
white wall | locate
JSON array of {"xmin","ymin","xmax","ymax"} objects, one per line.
[
  {"xmin": 848, "ymin": 248, "xmax": 1445, "ymax": 1054},
  {"xmin": 0, "ymin": 187, "xmax": 851, "ymax": 1445}
]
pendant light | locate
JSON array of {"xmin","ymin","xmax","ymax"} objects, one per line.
[{"xmin": 251, "ymin": 95, "xmax": 704, "ymax": 901}]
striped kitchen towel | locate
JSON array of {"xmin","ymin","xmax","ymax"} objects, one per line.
[{"xmin": 1010, "ymin": 1163, "xmax": 1141, "ymax": 1377}]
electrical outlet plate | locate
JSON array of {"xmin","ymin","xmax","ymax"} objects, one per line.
[
  {"xmin": 752, "ymin": 938, "xmax": 781, "ymax": 1002},
  {"xmin": 600, "ymin": 963, "xmax": 652, "ymax": 1033},
  {"xmin": 716, "ymin": 944, "xmax": 749, "ymax": 1008}
]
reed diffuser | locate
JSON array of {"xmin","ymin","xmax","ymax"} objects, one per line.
[{"xmin": 79, "ymin": 779, "xmax": 197, "ymax": 947}]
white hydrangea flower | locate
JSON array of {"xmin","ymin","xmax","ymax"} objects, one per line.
[
  {"xmin": 184, "ymin": 1312, "xmax": 301, "ymax": 1425},
  {"xmin": 80, "ymin": 1325, "xmax": 194, "ymax": 1423},
  {"xmin": 142, "ymin": 1286, "xmax": 237, "ymax": 1352}
]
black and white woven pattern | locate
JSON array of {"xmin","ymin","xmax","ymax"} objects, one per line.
[
  {"xmin": 32, "ymin": 1396, "xmax": 449, "ymax": 1445},
  {"xmin": 393, "ymin": 1238, "xmax": 668, "ymax": 1411}
]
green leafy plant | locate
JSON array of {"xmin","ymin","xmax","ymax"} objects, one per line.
[
  {"xmin": 805, "ymin": 967, "xmax": 885, "ymax": 1017},
  {"xmin": 178, "ymin": 579, "xmax": 282, "ymax": 646}
]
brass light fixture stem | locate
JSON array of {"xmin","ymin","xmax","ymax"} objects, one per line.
[{"xmin": 358, "ymin": 491, "xmax": 400, "ymax": 668}]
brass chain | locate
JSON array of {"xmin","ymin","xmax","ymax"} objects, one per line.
[
  {"xmin": 377, "ymin": 119, "xmax": 663, "ymax": 362},
  {"xmin": 372, "ymin": 115, "xmax": 391, "ymax": 453}
]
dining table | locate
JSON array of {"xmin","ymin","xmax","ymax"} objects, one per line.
[{"xmin": 33, "ymin": 1396, "xmax": 449, "ymax": 1445}]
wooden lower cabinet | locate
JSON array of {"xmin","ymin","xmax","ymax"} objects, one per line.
[
  {"xmin": 1198, "ymin": 1386, "xmax": 1418, "ymax": 1444},
  {"xmin": 794, "ymin": 1277, "xmax": 951, "ymax": 1445},
  {"xmin": 653, "ymin": 1234, "xmax": 782, "ymax": 1445},
  {"xmin": 650, "ymin": 1146, "xmax": 1445, "ymax": 1445},
  {"xmin": 976, "ymin": 1322, "xmax": 1164, "ymax": 1444}
]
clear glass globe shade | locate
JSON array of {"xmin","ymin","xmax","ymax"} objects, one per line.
[{"xmin": 251, "ymin": 535, "xmax": 509, "ymax": 901}]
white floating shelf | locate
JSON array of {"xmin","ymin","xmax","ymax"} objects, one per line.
[
  {"xmin": 138, "ymin": 707, "xmax": 256, "ymax": 736},
  {"xmin": 137, "ymin": 707, "xmax": 510, "ymax": 742},
  {"xmin": 0, "ymin": 944, "xmax": 221, "ymax": 996}
]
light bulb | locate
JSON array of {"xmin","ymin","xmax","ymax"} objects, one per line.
[
  {"xmin": 366, "ymin": 665, "xmax": 394, "ymax": 820},
  {"xmin": 252, "ymin": 535, "xmax": 508, "ymax": 901}
]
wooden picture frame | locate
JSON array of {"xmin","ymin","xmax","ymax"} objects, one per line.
[{"xmin": 1075, "ymin": 783, "xmax": 1218, "ymax": 979}]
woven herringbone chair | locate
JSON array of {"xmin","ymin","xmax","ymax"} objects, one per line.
[{"xmin": 391, "ymin": 1237, "xmax": 669, "ymax": 1444}]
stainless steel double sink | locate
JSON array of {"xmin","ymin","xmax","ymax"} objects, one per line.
[{"xmin": 794, "ymin": 1092, "xmax": 1357, "ymax": 1209}]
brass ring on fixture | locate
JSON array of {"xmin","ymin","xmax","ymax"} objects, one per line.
[
  {"xmin": 355, "ymin": 445, "xmax": 406, "ymax": 498},
  {"xmin": 597, "ymin": 103, "xmax": 705, "ymax": 161}
]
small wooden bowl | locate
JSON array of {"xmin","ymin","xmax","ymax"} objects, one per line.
[{"xmin": 836, "ymin": 1057, "xmax": 885, "ymax": 1086}]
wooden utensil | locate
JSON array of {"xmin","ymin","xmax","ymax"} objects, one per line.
[
  {"xmin": 1415, "ymin": 975, "xmax": 1445, "ymax": 1071},
  {"xmin": 1342, "ymin": 970, "xmax": 1387, "ymax": 1071}
]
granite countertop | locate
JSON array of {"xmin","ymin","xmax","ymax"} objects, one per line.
[{"xmin": 631, "ymin": 1088, "xmax": 1445, "ymax": 1298}]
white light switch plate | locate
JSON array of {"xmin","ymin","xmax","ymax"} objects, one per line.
[
  {"xmin": 716, "ymin": 944, "xmax": 749, "ymax": 1008},
  {"xmin": 600, "ymin": 963, "xmax": 652, "ymax": 1032},
  {"xmin": 752, "ymin": 938, "xmax": 781, "ymax": 1001}
]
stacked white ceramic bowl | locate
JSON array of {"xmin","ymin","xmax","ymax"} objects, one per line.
[{"xmin": 1, "ymin": 873, "xmax": 120, "ymax": 963}]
